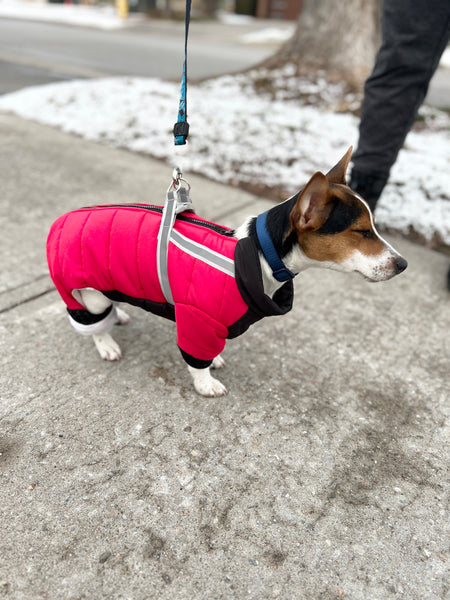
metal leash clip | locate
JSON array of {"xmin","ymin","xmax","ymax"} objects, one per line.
[{"xmin": 169, "ymin": 166, "xmax": 194, "ymax": 214}]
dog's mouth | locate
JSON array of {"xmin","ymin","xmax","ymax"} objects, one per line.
[
  {"xmin": 362, "ymin": 267, "xmax": 404, "ymax": 283},
  {"xmin": 361, "ymin": 272, "xmax": 389, "ymax": 283}
]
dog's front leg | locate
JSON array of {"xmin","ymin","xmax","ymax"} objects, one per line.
[{"xmin": 188, "ymin": 365, "xmax": 227, "ymax": 397}]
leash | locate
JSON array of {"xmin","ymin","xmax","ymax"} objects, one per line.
[
  {"xmin": 173, "ymin": 0, "xmax": 191, "ymax": 146},
  {"xmin": 159, "ymin": 0, "xmax": 193, "ymax": 302}
]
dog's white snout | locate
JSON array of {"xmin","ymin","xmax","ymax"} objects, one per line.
[
  {"xmin": 341, "ymin": 245, "xmax": 407, "ymax": 282},
  {"xmin": 371, "ymin": 249, "xmax": 407, "ymax": 281}
]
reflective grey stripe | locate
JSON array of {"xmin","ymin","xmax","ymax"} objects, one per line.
[
  {"xmin": 170, "ymin": 229, "xmax": 235, "ymax": 278},
  {"xmin": 156, "ymin": 188, "xmax": 236, "ymax": 305},
  {"xmin": 156, "ymin": 191, "xmax": 177, "ymax": 304}
]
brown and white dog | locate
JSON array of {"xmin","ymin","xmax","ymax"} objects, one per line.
[{"xmin": 49, "ymin": 148, "xmax": 407, "ymax": 396}]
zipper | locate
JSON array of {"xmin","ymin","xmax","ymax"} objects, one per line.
[{"xmin": 82, "ymin": 203, "xmax": 234, "ymax": 236}]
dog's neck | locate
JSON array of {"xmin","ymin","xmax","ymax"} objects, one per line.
[{"xmin": 234, "ymin": 197, "xmax": 316, "ymax": 298}]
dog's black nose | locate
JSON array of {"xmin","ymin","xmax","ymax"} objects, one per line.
[{"xmin": 395, "ymin": 257, "xmax": 408, "ymax": 274}]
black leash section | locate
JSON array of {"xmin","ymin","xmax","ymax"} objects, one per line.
[{"xmin": 173, "ymin": 0, "xmax": 192, "ymax": 145}]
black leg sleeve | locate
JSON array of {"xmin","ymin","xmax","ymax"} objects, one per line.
[{"xmin": 178, "ymin": 347, "xmax": 213, "ymax": 370}]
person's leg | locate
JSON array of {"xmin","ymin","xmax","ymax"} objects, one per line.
[{"xmin": 351, "ymin": 0, "xmax": 450, "ymax": 210}]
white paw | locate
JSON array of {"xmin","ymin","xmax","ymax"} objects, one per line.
[
  {"xmin": 188, "ymin": 366, "xmax": 227, "ymax": 397},
  {"xmin": 196, "ymin": 376, "xmax": 227, "ymax": 397},
  {"xmin": 93, "ymin": 333, "xmax": 122, "ymax": 361},
  {"xmin": 212, "ymin": 355, "xmax": 226, "ymax": 369},
  {"xmin": 115, "ymin": 306, "xmax": 130, "ymax": 325}
]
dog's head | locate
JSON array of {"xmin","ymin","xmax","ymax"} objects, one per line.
[{"xmin": 289, "ymin": 148, "xmax": 407, "ymax": 281}]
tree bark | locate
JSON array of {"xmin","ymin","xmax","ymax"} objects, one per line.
[{"xmin": 265, "ymin": 0, "xmax": 383, "ymax": 87}]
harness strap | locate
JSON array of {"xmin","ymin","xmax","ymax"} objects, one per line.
[
  {"xmin": 256, "ymin": 211, "xmax": 296, "ymax": 283},
  {"xmin": 157, "ymin": 190, "xmax": 178, "ymax": 305},
  {"xmin": 156, "ymin": 183, "xmax": 235, "ymax": 305},
  {"xmin": 173, "ymin": 0, "xmax": 192, "ymax": 145}
]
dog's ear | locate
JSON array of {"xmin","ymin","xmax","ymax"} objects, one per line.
[
  {"xmin": 326, "ymin": 146, "xmax": 353, "ymax": 184},
  {"xmin": 290, "ymin": 171, "xmax": 332, "ymax": 233}
]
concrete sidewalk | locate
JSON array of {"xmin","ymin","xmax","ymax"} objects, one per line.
[{"xmin": 0, "ymin": 112, "xmax": 449, "ymax": 599}]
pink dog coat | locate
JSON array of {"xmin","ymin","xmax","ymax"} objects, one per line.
[{"xmin": 47, "ymin": 204, "xmax": 293, "ymax": 367}]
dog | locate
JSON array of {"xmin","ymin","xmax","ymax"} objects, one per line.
[{"xmin": 47, "ymin": 148, "xmax": 407, "ymax": 397}]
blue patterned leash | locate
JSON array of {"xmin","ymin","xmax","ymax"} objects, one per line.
[{"xmin": 173, "ymin": 0, "xmax": 191, "ymax": 145}]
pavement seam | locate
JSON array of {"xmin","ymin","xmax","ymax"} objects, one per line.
[
  {"xmin": 0, "ymin": 273, "xmax": 49, "ymax": 296},
  {"xmin": 0, "ymin": 286, "xmax": 55, "ymax": 314}
]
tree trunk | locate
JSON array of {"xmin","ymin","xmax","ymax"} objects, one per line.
[
  {"xmin": 266, "ymin": 0, "xmax": 383, "ymax": 87},
  {"xmin": 201, "ymin": 0, "xmax": 220, "ymax": 17}
]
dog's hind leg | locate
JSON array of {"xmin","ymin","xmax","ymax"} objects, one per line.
[
  {"xmin": 92, "ymin": 332, "xmax": 122, "ymax": 361},
  {"xmin": 76, "ymin": 288, "xmax": 125, "ymax": 361}
]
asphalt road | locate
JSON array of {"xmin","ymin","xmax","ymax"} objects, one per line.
[
  {"xmin": 1, "ymin": 15, "xmax": 449, "ymax": 108},
  {"xmin": 0, "ymin": 16, "xmax": 290, "ymax": 94}
]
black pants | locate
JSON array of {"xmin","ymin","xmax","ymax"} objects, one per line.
[{"xmin": 352, "ymin": 0, "xmax": 450, "ymax": 179}]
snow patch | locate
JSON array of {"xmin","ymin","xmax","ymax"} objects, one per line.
[
  {"xmin": 0, "ymin": 74, "xmax": 448, "ymax": 245},
  {"xmin": 241, "ymin": 27, "xmax": 295, "ymax": 45},
  {"xmin": 0, "ymin": 0, "xmax": 144, "ymax": 30}
]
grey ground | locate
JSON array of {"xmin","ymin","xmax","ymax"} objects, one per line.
[{"xmin": 0, "ymin": 112, "xmax": 449, "ymax": 599}]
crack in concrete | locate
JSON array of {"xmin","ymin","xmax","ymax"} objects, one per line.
[{"xmin": 0, "ymin": 286, "xmax": 55, "ymax": 314}]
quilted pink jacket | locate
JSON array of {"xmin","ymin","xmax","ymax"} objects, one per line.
[{"xmin": 47, "ymin": 204, "xmax": 293, "ymax": 366}]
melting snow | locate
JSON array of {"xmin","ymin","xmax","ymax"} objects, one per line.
[{"xmin": 0, "ymin": 73, "xmax": 448, "ymax": 245}]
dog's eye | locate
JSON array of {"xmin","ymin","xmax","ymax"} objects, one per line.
[{"xmin": 354, "ymin": 229, "xmax": 374, "ymax": 239}]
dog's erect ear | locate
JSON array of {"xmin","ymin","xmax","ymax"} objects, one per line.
[
  {"xmin": 290, "ymin": 171, "xmax": 332, "ymax": 233},
  {"xmin": 325, "ymin": 146, "xmax": 353, "ymax": 184}
]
